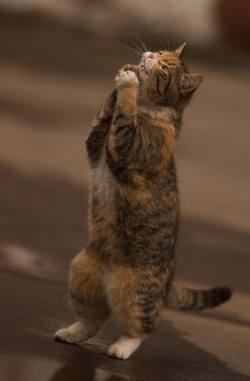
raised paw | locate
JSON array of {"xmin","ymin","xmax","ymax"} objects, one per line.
[
  {"xmin": 115, "ymin": 69, "xmax": 139, "ymax": 88},
  {"xmin": 54, "ymin": 321, "xmax": 93, "ymax": 344}
]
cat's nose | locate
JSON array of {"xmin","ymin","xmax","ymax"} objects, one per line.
[
  {"xmin": 143, "ymin": 52, "xmax": 155, "ymax": 60},
  {"xmin": 147, "ymin": 53, "xmax": 155, "ymax": 59}
]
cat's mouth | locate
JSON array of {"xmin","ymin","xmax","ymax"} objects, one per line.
[
  {"xmin": 137, "ymin": 57, "xmax": 157, "ymax": 79},
  {"xmin": 123, "ymin": 59, "xmax": 155, "ymax": 81},
  {"xmin": 122, "ymin": 64, "xmax": 146, "ymax": 81},
  {"xmin": 138, "ymin": 63, "xmax": 148, "ymax": 74}
]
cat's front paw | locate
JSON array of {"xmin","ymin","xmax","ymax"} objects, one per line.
[
  {"xmin": 54, "ymin": 321, "xmax": 93, "ymax": 344},
  {"xmin": 115, "ymin": 69, "xmax": 139, "ymax": 88}
]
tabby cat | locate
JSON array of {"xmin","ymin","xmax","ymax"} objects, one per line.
[{"xmin": 54, "ymin": 43, "xmax": 232, "ymax": 360}]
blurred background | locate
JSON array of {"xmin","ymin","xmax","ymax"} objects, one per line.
[
  {"xmin": 0, "ymin": 0, "xmax": 250, "ymax": 292},
  {"xmin": 0, "ymin": 0, "xmax": 250, "ymax": 287},
  {"xmin": 0, "ymin": 1, "xmax": 250, "ymax": 379},
  {"xmin": 0, "ymin": 0, "xmax": 249, "ymax": 290}
]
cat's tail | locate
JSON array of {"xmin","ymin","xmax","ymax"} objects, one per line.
[{"xmin": 166, "ymin": 281, "xmax": 232, "ymax": 311}]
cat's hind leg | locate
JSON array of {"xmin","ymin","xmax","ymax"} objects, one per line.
[
  {"xmin": 54, "ymin": 320, "xmax": 91, "ymax": 344},
  {"xmin": 54, "ymin": 248, "xmax": 109, "ymax": 344},
  {"xmin": 107, "ymin": 267, "xmax": 166, "ymax": 359},
  {"xmin": 108, "ymin": 335, "xmax": 144, "ymax": 360}
]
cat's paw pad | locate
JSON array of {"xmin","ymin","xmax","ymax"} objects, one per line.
[
  {"xmin": 54, "ymin": 322, "xmax": 91, "ymax": 344},
  {"xmin": 115, "ymin": 69, "xmax": 139, "ymax": 88}
]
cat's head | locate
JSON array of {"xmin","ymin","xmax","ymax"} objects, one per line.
[{"xmin": 136, "ymin": 43, "xmax": 203, "ymax": 108}]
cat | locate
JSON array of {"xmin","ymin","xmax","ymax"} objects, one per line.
[{"xmin": 54, "ymin": 43, "xmax": 232, "ymax": 360}]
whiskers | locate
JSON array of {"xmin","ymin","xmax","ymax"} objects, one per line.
[
  {"xmin": 160, "ymin": 39, "xmax": 177, "ymax": 52},
  {"xmin": 119, "ymin": 33, "xmax": 178, "ymax": 56},
  {"xmin": 119, "ymin": 44, "xmax": 142, "ymax": 56},
  {"xmin": 119, "ymin": 32, "xmax": 150, "ymax": 57}
]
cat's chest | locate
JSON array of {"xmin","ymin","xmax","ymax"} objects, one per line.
[{"xmin": 91, "ymin": 152, "xmax": 117, "ymax": 211}]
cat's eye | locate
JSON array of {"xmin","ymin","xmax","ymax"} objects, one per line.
[
  {"xmin": 162, "ymin": 65, "xmax": 168, "ymax": 73},
  {"xmin": 158, "ymin": 51, "xmax": 163, "ymax": 55}
]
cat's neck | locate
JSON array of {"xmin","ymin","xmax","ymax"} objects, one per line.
[{"xmin": 137, "ymin": 96, "xmax": 180, "ymax": 122}]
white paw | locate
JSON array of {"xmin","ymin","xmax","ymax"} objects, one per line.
[
  {"xmin": 54, "ymin": 321, "xmax": 93, "ymax": 344},
  {"xmin": 115, "ymin": 70, "xmax": 139, "ymax": 88},
  {"xmin": 108, "ymin": 343, "xmax": 131, "ymax": 360},
  {"xmin": 107, "ymin": 336, "xmax": 142, "ymax": 360}
]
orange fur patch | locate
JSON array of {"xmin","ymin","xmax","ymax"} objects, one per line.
[
  {"xmin": 69, "ymin": 250, "xmax": 109, "ymax": 321},
  {"xmin": 159, "ymin": 52, "xmax": 181, "ymax": 67}
]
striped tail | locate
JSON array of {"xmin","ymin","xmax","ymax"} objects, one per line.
[{"xmin": 166, "ymin": 281, "xmax": 232, "ymax": 311}]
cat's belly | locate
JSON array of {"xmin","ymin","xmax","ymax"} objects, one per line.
[{"xmin": 89, "ymin": 152, "xmax": 117, "ymax": 238}]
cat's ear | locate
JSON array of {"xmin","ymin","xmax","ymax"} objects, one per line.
[
  {"xmin": 180, "ymin": 73, "xmax": 203, "ymax": 96},
  {"xmin": 175, "ymin": 42, "xmax": 187, "ymax": 58}
]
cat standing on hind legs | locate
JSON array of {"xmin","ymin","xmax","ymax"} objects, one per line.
[{"xmin": 54, "ymin": 42, "xmax": 232, "ymax": 360}]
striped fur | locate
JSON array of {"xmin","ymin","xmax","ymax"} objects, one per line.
[
  {"xmin": 166, "ymin": 282, "xmax": 232, "ymax": 310},
  {"xmin": 54, "ymin": 45, "xmax": 232, "ymax": 359}
]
